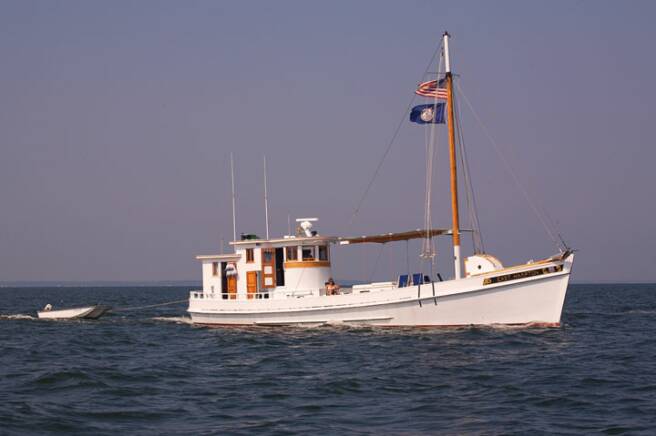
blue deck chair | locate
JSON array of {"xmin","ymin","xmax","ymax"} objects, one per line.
[
  {"xmin": 397, "ymin": 274, "xmax": 409, "ymax": 288},
  {"xmin": 411, "ymin": 273, "xmax": 423, "ymax": 286}
]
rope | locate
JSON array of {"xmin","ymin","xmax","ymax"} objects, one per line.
[
  {"xmin": 348, "ymin": 42, "xmax": 442, "ymax": 225},
  {"xmin": 367, "ymin": 243, "xmax": 386, "ymax": 283},
  {"xmin": 112, "ymin": 299, "xmax": 188, "ymax": 312},
  {"xmin": 455, "ymin": 81, "xmax": 566, "ymax": 251},
  {"xmin": 421, "ymin": 46, "xmax": 444, "ymax": 259},
  {"xmin": 453, "ymin": 84, "xmax": 485, "ymax": 253}
]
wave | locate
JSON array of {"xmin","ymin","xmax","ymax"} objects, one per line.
[
  {"xmin": 151, "ymin": 316, "xmax": 193, "ymax": 325},
  {"xmin": 0, "ymin": 314, "xmax": 36, "ymax": 320},
  {"xmin": 623, "ymin": 309, "xmax": 656, "ymax": 315}
]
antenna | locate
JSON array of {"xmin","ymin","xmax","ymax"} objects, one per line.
[
  {"xmin": 230, "ymin": 152, "xmax": 237, "ymax": 243},
  {"xmin": 263, "ymin": 155, "xmax": 270, "ymax": 240}
]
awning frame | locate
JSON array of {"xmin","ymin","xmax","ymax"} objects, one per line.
[{"xmin": 338, "ymin": 228, "xmax": 471, "ymax": 245}]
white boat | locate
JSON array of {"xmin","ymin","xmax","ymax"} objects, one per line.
[
  {"xmin": 37, "ymin": 304, "xmax": 111, "ymax": 320},
  {"xmin": 187, "ymin": 32, "xmax": 575, "ymax": 327}
]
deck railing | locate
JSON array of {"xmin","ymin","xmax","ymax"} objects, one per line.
[
  {"xmin": 189, "ymin": 291, "xmax": 272, "ymax": 301},
  {"xmin": 190, "ymin": 287, "xmax": 363, "ymax": 301}
]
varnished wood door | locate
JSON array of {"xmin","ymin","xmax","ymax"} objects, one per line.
[
  {"xmin": 247, "ymin": 271, "xmax": 258, "ymax": 299},
  {"xmin": 227, "ymin": 275, "xmax": 237, "ymax": 299},
  {"xmin": 261, "ymin": 248, "xmax": 276, "ymax": 289}
]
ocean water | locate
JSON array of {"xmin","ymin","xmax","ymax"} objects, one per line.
[{"xmin": 1, "ymin": 284, "xmax": 655, "ymax": 435}]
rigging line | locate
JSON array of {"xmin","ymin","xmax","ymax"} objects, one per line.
[
  {"xmin": 348, "ymin": 43, "xmax": 442, "ymax": 225},
  {"xmin": 367, "ymin": 243, "xmax": 386, "ymax": 283},
  {"xmin": 423, "ymin": 51, "xmax": 443, "ymax": 258},
  {"xmin": 542, "ymin": 206, "xmax": 570, "ymax": 250},
  {"xmin": 406, "ymin": 239, "xmax": 410, "ymax": 278},
  {"xmin": 453, "ymin": 85, "xmax": 485, "ymax": 253},
  {"xmin": 293, "ymin": 262, "xmax": 307, "ymax": 291},
  {"xmin": 455, "ymin": 81, "xmax": 564, "ymax": 251},
  {"xmin": 112, "ymin": 299, "xmax": 188, "ymax": 312},
  {"xmin": 422, "ymin": 127, "xmax": 434, "ymax": 257},
  {"xmin": 532, "ymin": 194, "xmax": 570, "ymax": 249}
]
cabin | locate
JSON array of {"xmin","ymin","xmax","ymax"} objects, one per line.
[{"xmin": 196, "ymin": 219, "xmax": 336, "ymax": 300}]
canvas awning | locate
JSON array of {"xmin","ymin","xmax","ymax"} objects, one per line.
[{"xmin": 338, "ymin": 228, "xmax": 463, "ymax": 245}]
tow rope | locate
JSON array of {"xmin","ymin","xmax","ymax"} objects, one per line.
[{"xmin": 112, "ymin": 299, "xmax": 188, "ymax": 312}]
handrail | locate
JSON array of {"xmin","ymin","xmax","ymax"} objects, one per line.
[{"xmin": 189, "ymin": 290, "xmax": 273, "ymax": 301}]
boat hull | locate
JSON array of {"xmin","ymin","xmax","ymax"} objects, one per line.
[
  {"xmin": 37, "ymin": 305, "xmax": 111, "ymax": 320},
  {"xmin": 188, "ymin": 255, "xmax": 573, "ymax": 327}
]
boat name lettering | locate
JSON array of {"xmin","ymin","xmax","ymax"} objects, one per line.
[{"xmin": 483, "ymin": 265, "xmax": 563, "ymax": 285}]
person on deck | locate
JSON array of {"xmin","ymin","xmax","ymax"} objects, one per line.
[{"xmin": 326, "ymin": 278, "xmax": 340, "ymax": 296}]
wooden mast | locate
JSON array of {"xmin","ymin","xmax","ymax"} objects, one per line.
[{"xmin": 443, "ymin": 32, "xmax": 462, "ymax": 279}]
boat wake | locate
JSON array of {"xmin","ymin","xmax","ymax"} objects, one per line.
[
  {"xmin": 151, "ymin": 316, "xmax": 194, "ymax": 325},
  {"xmin": 0, "ymin": 314, "xmax": 36, "ymax": 320},
  {"xmin": 624, "ymin": 309, "xmax": 656, "ymax": 315}
]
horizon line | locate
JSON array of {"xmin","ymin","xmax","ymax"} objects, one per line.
[{"xmin": 1, "ymin": 280, "xmax": 654, "ymax": 288}]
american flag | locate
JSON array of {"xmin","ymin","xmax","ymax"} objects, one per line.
[{"xmin": 415, "ymin": 80, "xmax": 448, "ymax": 100}]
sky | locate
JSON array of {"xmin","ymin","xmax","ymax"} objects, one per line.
[{"xmin": 1, "ymin": 0, "xmax": 655, "ymax": 283}]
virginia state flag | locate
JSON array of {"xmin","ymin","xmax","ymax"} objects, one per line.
[{"xmin": 410, "ymin": 103, "xmax": 445, "ymax": 124}]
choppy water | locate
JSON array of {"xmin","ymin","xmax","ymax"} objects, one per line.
[{"xmin": 1, "ymin": 284, "xmax": 655, "ymax": 435}]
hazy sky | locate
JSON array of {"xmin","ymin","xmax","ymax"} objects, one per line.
[{"xmin": 1, "ymin": 1, "xmax": 655, "ymax": 283}]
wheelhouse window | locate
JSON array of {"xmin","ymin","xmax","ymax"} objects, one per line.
[
  {"xmin": 286, "ymin": 246, "xmax": 298, "ymax": 261},
  {"xmin": 302, "ymin": 246, "xmax": 315, "ymax": 261},
  {"xmin": 212, "ymin": 262, "xmax": 219, "ymax": 276},
  {"xmin": 318, "ymin": 245, "xmax": 329, "ymax": 261},
  {"xmin": 246, "ymin": 248, "xmax": 254, "ymax": 263}
]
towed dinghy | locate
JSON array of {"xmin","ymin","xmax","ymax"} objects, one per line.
[{"xmin": 37, "ymin": 304, "xmax": 111, "ymax": 320}]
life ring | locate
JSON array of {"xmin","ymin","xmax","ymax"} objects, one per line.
[
  {"xmin": 43, "ymin": 304, "xmax": 52, "ymax": 311},
  {"xmin": 225, "ymin": 263, "xmax": 237, "ymax": 277}
]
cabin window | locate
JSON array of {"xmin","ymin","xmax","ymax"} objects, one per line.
[
  {"xmin": 246, "ymin": 248, "xmax": 254, "ymax": 263},
  {"xmin": 286, "ymin": 246, "xmax": 298, "ymax": 261},
  {"xmin": 318, "ymin": 245, "xmax": 329, "ymax": 261},
  {"xmin": 302, "ymin": 246, "xmax": 315, "ymax": 261},
  {"xmin": 212, "ymin": 262, "xmax": 219, "ymax": 276}
]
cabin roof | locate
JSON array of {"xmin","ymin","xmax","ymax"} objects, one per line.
[
  {"xmin": 195, "ymin": 253, "xmax": 242, "ymax": 261},
  {"xmin": 229, "ymin": 235, "xmax": 337, "ymax": 246}
]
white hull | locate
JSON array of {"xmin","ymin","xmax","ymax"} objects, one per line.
[
  {"xmin": 188, "ymin": 254, "xmax": 573, "ymax": 327},
  {"xmin": 37, "ymin": 305, "xmax": 111, "ymax": 320}
]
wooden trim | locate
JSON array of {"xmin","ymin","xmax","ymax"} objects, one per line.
[
  {"xmin": 446, "ymin": 73, "xmax": 461, "ymax": 247},
  {"xmin": 479, "ymin": 257, "xmax": 560, "ymax": 276},
  {"xmin": 284, "ymin": 260, "xmax": 331, "ymax": 269},
  {"xmin": 261, "ymin": 248, "xmax": 276, "ymax": 289}
]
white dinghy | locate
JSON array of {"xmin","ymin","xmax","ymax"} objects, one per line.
[{"xmin": 37, "ymin": 304, "xmax": 111, "ymax": 320}]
